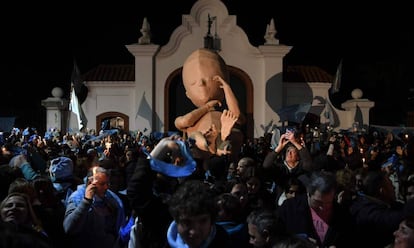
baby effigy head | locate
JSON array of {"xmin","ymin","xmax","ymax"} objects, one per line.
[{"xmin": 182, "ymin": 48, "xmax": 229, "ymax": 107}]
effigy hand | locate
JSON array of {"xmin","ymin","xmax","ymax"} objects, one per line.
[
  {"xmin": 205, "ymin": 99, "xmax": 221, "ymax": 111},
  {"xmin": 213, "ymin": 75, "xmax": 230, "ymax": 89}
]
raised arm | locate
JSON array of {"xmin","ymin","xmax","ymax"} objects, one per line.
[
  {"xmin": 174, "ymin": 99, "xmax": 221, "ymax": 131},
  {"xmin": 215, "ymin": 75, "xmax": 244, "ymax": 124}
]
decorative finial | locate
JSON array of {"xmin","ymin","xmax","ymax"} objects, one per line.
[
  {"xmin": 138, "ymin": 17, "xmax": 151, "ymax": 45},
  {"xmin": 351, "ymin": 88, "xmax": 363, "ymax": 99},
  {"xmin": 204, "ymin": 14, "xmax": 221, "ymax": 51},
  {"xmin": 264, "ymin": 18, "xmax": 279, "ymax": 45}
]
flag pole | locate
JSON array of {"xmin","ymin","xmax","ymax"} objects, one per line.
[
  {"xmin": 67, "ymin": 83, "xmax": 72, "ymax": 134},
  {"xmin": 330, "ymin": 59, "xmax": 343, "ymax": 94}
]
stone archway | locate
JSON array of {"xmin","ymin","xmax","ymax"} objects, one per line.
[
  {"xmin": 96, "ymin": 112, "xmax": 129, "ymax": 132},
  {"xmin": 164, "ymin": 65, "xmax": 254, "ymax": 140}
]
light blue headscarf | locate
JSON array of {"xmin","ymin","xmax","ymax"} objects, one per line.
[{"xmin": 145, "ymin": 140, "xmax": 197, "ymax": 178}]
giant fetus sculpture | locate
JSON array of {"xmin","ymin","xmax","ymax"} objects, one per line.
[{"xmin": 174, "ymin": 48, "xmax": 244, "ymax": 160}]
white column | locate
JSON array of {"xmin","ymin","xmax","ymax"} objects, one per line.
[
  {"xmin": 126, "ymin": 44, "xmax": 160, "ymax": 133},
  {"xmin": 41, "ymin": 87, "xmax": 68, "ymax": 133},
  {"xmin": 256, "ymin": 45, "xmax": 292, "ymax": 137}
]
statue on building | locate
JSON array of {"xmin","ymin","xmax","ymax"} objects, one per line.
[
  {"xmin": 138, "ymin": 17, "xmax": 151, "ymax": 45},
  {"xmin": 264, "ymin": 18, "xmax": 279, "ymax": 45},
  {"xmin": 174, "ymin": 48, "xmax": 244, "ymax": 161},
  {"xmin": 204, "ymin": 14, "xmax": 221, "ymax": 52}
]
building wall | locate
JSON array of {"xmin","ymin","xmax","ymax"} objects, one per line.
[
  {"xmin": 74, "ymin": 0, "xmax": 374, "ymax": 137},
  {"xmin": 84, "ymin": 82, "xmax": 135, "ymax": 132}
]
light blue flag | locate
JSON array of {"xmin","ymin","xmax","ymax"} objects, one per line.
[
  {"xmin": 70, "ymin": 87, "xmax": 88, "ymax": 131},
  {"xmin": 277, "ymin": 103, "xmax": 312, "ymax": 124}
]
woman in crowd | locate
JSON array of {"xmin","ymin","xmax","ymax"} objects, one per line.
[{"xmin": 0, "ymin": 192, "xmax": 51, "ymax": 247}]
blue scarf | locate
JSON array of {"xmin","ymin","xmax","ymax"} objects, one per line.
[
  {"xmin": 216, "ymin": 221, "xmax": 244, "ymax": 235},
  {"xmin": 145, "ymin": 140, "xmax": 197, "ymax": 178}
]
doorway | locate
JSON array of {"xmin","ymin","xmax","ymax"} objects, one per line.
[{"xmin": 96, "ymin": 112, "xmax": 129, "ymax": 132}]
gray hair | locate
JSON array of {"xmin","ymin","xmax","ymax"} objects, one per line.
[{"xmin": 306, "ymin": 171, "xmax": 337, "ymax": 195}]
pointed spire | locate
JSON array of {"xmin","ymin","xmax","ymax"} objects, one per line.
[
  {"xmin": 264, "ymin": 18, "xmax": 279, "ymax": 45},
  {"xmin": 142, "ymin": 17, "xmax": 150, "ymax": 31},
  {"xmin": 138, "ymin": 17, "xmax": 151, "ymax": 45},
  {"xmin": 268, "ymin": 18, "xmax": 276, "ymax": 33}
]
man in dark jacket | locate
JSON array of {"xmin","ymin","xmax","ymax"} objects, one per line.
[
  {"xmin": 350, "ymin": 170, "xmax": 414, "ymax": 248},
  {"xmin": 277, "ymin": 171, "xmax": 355, "ymax": 247},
  {"xmin": 127, "ymin": 136, "xmax": 197, "ymax": 248}
]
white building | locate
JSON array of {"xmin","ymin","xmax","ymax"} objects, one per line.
[{"xmin": 43, "ymin": 0, "xmax": 374, "ymax": 139}]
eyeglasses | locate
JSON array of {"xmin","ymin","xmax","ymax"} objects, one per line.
[{"xmin": 96, "ymin": 181, "xmax": 110, "ymax": 187}]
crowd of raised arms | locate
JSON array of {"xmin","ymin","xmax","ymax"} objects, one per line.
[{"xmin": 0, "ymin": 123, "xmax": 414, "ymax": 248}]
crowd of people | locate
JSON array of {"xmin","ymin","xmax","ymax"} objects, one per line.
[{"xmin": 0, "ymin": 123, "xmax": 414, "ymax": 248}]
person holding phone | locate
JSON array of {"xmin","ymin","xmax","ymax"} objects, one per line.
[
  {"xmin": 261, "ymin": 128, "xmax": 313, "ymax": 198},
  {"xmin": 63, "ymin": 166, "xmax": 125, "ymax": 248}
]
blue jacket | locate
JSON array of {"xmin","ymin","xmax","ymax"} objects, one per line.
[{"xmin": 63, "ymin": 184, "xmax": 125, "ymax": 248}]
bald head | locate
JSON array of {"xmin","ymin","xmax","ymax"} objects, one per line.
[
  {"xmin": 182, "ymin": 48, "xmax": 229, "ymax": 107},
  {"xmin": 183, "ymin": 48, "xmax": 228, "ymax": 78}
]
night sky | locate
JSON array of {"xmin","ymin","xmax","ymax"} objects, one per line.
[{"xmin": 1, "ymin": 1, "xmax": 413, "ymax": 132}]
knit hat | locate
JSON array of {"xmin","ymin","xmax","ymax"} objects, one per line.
[{"xmin": 49, "ymin": 156, "xmax": 74, "ymax": 182}]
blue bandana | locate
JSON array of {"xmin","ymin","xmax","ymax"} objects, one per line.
[{"xmin": 146, "ymin": 140, "xmax": 197, "ymax": 178}]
